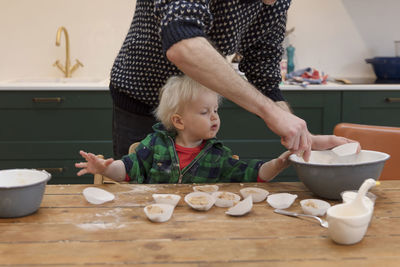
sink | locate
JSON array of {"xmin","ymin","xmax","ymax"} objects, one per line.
[{"xmin": 8, "ymin": 77, "xmax": 107, "ymax": 83}]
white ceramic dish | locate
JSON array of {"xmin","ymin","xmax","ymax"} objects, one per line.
[
  {"xmin": 83, "ymin": 187, "xmax": 115, "ymax": 205},
  {"xmin": 341, "ymin": 191, "xmax": 376, "ymax": 210},
  {"xmin": 300, "ymin": 199, "xmax": 331, "ymax": 216},
  {"xmin": 332, "ymin": 143, "xmax": 360, "ymax": 164},
  {"xmin": 327, "ymin": 203, "xmax": 372, "ymax": 245},
  {"xmin": 332, "ymin": 142, "xmax": 359, "ymax": 157},
  {"xmin": 239, "ymin": 187, "xmax": 269, "ymax": 203},
  {"xmin": 144, "ymin": 203, "xmax": 174, "ymax": 223},
  {"xmin": 212, "ymin": 191, "xmax": 241, "ymax": 208},
  {"xmin": 326, "ymin": 179, "xmax": 377, "ymax": 245},
  {"xmin": 267, "ymin": 193, "xmax": 297, "ymax": 209},
  {"xmin": 193, "ymin": 185, "xmax": 219, "ymax": 194},
  {"xmin": 226, "ymin": 196, "xmax": 253, "ymax": 216},
  {"xmin": 184, "ymin": 192, "xmax": 216, "ymax": 211},
  {"xmin": 152, "ymin": 194, "xmax": 181, "ymax": 207}
]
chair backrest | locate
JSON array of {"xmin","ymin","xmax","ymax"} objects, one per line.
[
  {"xmin": 93, "ymin": 142, "xmax": 141, "ymax": 184},
  {"xmin": 333, "ymin": 123, "xmax": 400, "ymax": 180},
  {"xmin": 128, "ymin": 142, "xmax": 140, "ymax": 154}
]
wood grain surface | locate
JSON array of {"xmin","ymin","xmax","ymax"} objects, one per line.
[{"xmin": 1, "ymin": 182, "xmax": 399, "ymax": 266}]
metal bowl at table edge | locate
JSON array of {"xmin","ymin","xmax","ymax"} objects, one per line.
[
  {"xmin": 289, "ymin": 150, "xmax": 389, "ymax": 200},
  {"xmin": 0, "ymin": 169, "xmax": 52, "ymax": 218}
]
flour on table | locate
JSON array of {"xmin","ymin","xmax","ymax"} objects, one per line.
[
  {"xmin": 76, "ymin": 222, "xmax": 126, "ymax": 231},
  {"xmin": 95, "ymin": 207, "xmax": 123, "ymax": 218},
  {"xmin": 75, "ymin": 207, "xmax": 126, "ymax": 231},
  {"xmin": 118, "ymin": 185, "xmax": 157, "ymax": 194}
]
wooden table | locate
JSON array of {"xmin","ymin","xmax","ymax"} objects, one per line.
[{"xmin": 1, "ymin": 181, "xmax": 399, "ymax": 266}]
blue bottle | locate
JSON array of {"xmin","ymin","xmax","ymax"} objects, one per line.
[{"xmin": 286, "ymin": 45, "xmax": 295, "ymax": 73}]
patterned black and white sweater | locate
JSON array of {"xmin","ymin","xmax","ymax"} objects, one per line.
[{"xmin": 110, "ymin": 0, "xmax": 291, "ymax": 115}]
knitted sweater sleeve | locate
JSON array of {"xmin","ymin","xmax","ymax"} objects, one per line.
[
  {"xmin": 154, "ymin": 0, "xmax": 213, "ymax": 52},
  {"xmin": 239, "ymin": 6, "xmax": 288, "ymax": 102}
]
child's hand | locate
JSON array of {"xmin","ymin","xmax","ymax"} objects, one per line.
[
  {"xmin": 275, "ymin": 150, "xmax": 292, "ymax": 170},
  {"xmin": 75, "ymin": 150, "xmax": 114, "ymax": 176},
  {"xmin": 259, "ymin": 151, "xmax": 292, "ymax": 182}
]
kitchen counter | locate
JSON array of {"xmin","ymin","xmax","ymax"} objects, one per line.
[
  {"xmin": 0, "ymin": 78, "xmax": 109, "ymax": 91},
  {"xmin": 281, "ymin": 83, "xmax": 400, "ymax": 91},
  {"xmin": 2, "ymin": 79, "xmax": 400, "ymax": 91}
]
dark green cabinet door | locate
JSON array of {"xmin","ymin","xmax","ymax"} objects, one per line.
[
  {"xmin": 342, "ymin": 91, "xmax": 400, "ymax": 127},
  {"xmin": 12, "ymin": 89, "xmax": 399, "ymax": 183},
  {"xmin": 0, "ymin": 91, "xmax": 113, "ymax": 184},
  {"xmin": 218, "ymin": 91, "xmax": 341, "ymax": 181},
  {"xmin": 285, "ymin": 91, "xmax": 341, "ymax": 134},
  {"xmin": 0, "ymin": 91, "xmax": 113, "ymax": 141}
]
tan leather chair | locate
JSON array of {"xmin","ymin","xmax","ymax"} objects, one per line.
[
  {"xmin": 334, "ymin": 123, "xmax": 400, "ymax": 180},
  {"xmin": 93, "ymin": 142, "xmax": 140, "ymax": 184}
]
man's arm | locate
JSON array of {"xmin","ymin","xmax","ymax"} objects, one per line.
[{"xmin": 166, "ymin": 37, "xmax": 312, "ymax": 160}]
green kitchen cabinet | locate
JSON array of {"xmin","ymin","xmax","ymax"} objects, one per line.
[
  {"xmin": 2, "ymin": 89, "xmax": 399, "ymax": 184},
  {"xmin": 342, "ymin": 91, "xmax": 400, "ymax": 126},
  {"xmin": 218, "ymin": 91, "xmax": 342, "ymax": 182},
  {"xmin": 0, "ymin": 89, "xmax": 341, "ymax": 184},
  {"xmin": 0, "ymin": 91, "xmax": 113, "ymax": 184}
]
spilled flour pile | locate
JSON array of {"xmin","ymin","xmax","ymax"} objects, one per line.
[{"xmin": 76, "ymin": 208, "xmax": 127, "ymax": 231}]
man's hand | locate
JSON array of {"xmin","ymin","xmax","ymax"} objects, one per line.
[
  {"xmin": 265, "ymin": 104, "xmax": 313, "ymax": 161},
  {"xmin": 273, "ymin": 101, "xmax": 362, "ymax": 158}
]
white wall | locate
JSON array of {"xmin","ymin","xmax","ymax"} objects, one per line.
[
  {"xmin": 287, "ymin": 0, "xmax": 400, "ymax": 79},
  {"xmin": 1, "ymin": 0, "xmax": 399, "ymax": 81},
  {"xmin": 0, "ymin": 0, "xmax": 135, "ymax": 80}
]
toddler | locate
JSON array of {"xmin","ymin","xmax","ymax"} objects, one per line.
[{"xmin": 75, "ymin": 75, "xmax": 290, "ymax": 183}]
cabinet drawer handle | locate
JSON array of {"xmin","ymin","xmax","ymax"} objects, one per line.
[
  {"xmin": 38, "ymin": 168, "xmax": 64, "ymax": 173},
  {"xmin": 385, "ymin": 97, "xmax": 400, "ymax": 103},
  {"xmin": 32, "ymin": 97, "xmax": 63, "ymax": 103}
]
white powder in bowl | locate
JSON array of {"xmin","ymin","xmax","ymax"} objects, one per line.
[{"xmin": 0, "ymin": 169, "xmax": 50, "ymax": 187}]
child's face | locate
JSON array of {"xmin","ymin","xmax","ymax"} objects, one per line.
[{"xmin": 180, "ymin": 90, "xmax": 220, "ymax": 140}]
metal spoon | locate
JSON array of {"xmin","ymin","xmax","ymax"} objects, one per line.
[{"xmin": 274, "ymin": 209, "xmax": 329, "ymax": 228}]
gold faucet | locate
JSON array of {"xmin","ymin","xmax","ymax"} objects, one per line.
[{"xmin": 53, "ymin": 26, "xmax": 83, "ymax": 78}]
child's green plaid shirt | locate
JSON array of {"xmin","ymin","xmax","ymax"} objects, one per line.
[{"xmin": 122, "ymin": 123, "xmax": 265, "ymax": 184}]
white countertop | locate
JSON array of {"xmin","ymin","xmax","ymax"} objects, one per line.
[
  {"xmin": 0, "ymin": 78, "xmax": 109, "ymax": 91},
  {"xmin": 280, "ymin": 83, "xmax": 400, "ymax": 91},
  {"xmin": 1, "ymin": 79, "xmax": 400, "ymax": 91}
]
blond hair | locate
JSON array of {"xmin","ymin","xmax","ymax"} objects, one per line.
[{"xmin": 154, "ymin": 75, "xmax": 220, "ymax": 131}]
